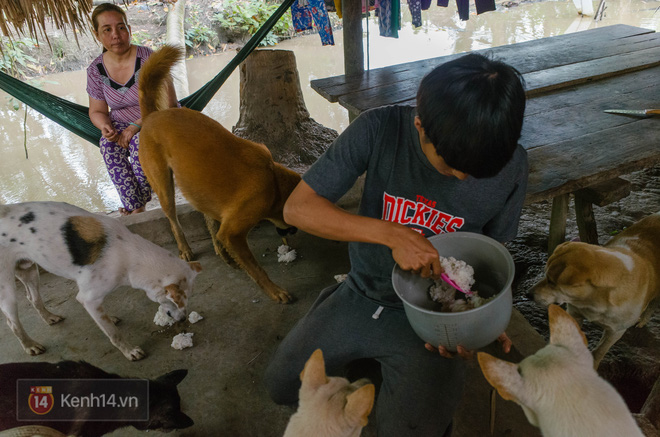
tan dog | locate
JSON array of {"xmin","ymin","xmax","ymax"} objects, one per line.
[
  {"xmin": 529, "ymin": 212, "xmax": 660, "ymax": 368},
  {"xmin": 283, "ymin": 349, "xmax": 375, "ymax": 437},
  {"xmin": 478, "ymin": 305, "xmax": 643, "ymax": 437},
  {"xmin": 138, "ymin": 46, "xmax": 301, "ymax": 303}
]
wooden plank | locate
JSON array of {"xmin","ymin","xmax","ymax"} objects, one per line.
[
  {"xmin": 521, "ymin": 66, "xmax": 660, "ymax": 150},
  {"xmin": 335, "ymin": 34, "xmax": 660, "ymax": 115},
  {"xmin": 524, "ymin": 66, "xmax": 659, "ymax": 117},
  {"xmin": 310, "ymin": 25, "xmax": 655, "ymax": 105},
  {"xmin": 575, "ymin": 178, "xmax": 632, "ymax": 207},
  {"xmin": 524, "ymin": 119, "xmax": 660, "ymax": 204},
  {"xmin": 312, "ymin": 23, "xmax": 652, "ymax": 92},
  {"xmin": 523, "ymin": 45, "xmax": 660, "ymax": 96}
]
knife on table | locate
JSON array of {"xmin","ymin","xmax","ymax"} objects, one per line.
[{"xmin": 604, "ymin": 109, "xmax": 660, "ymax": 116}]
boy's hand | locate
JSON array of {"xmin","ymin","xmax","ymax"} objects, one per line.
[
  {"xmin": 391, "ymin": 226, "xmax": 442, "ymax": 280},
  {"xmin": 424, "ymin": 332, "xmax": 512, "ymax": 359}
]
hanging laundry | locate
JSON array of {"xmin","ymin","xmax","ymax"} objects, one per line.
[
  {"xmin": 409, "ymin": 0, "xmax": 422, "ymax": 27},
  {"xmin": 421, "ymin": 0, "xmax": 433, "ymax": 10},
  {"xmin": 456, "ymin": 0, "xmax": 470, "ymax": 20},
  {"xmin": 378, "ymin": 0, "xmax": 401, "ymax": 38},
  {"xmin": 474, "ymin": 0, "xmax": 496, "ymax": 14},
  {"xmin": 436, "ymin": 0, "xmax": 496, "ymax": 21},
  {"xmin": 291, "ymin": 0, "xmax": 335, "ymax": 45},
  {"xmin": 333, "ymin": 0, "xmax": 342, "ymax": 18}
]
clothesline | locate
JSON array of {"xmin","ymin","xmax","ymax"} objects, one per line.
[{"xmin": 293, "ymin": 0, "xmax": 496, "ymax": 43}]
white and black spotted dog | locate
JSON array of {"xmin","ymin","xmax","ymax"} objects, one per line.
[{"xmin": 0, "ymin": 201, "xmax": 202, "ymax": 361}]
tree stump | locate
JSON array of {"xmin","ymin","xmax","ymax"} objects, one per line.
[{"xmin": 232, "ymin": 49, "xmax": 338, "ymax": 173}]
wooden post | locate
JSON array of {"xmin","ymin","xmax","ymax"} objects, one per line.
[
  {"xmin": 574, "ymin": 194, "xmax": 598, "ymax": 244},
  {"xmin": 548, "ymin": 193, "xmax": 569, "ymax": 254},
  {"xmin": 343, "ymin": 0, "xmax": 364, "ymax": 77}
]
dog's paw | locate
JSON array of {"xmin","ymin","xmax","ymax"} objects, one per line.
[
  {"xmin": 269, "ymin": 288, "xmax": 294, "ymax": 304},
  {"xmin": 124, "ymin": 346, "xmax": 146, "ymax": 361},
  {"xmin": 24, "ymin": 342, "xmax": 46, "ymax": 355},
  {"xmin": 44, "ymin": 313, "xmax": 65, "ymax": 325},
  {"xmin": 179, "ymin": 250, "xmax": 195, "ymax": 262}
]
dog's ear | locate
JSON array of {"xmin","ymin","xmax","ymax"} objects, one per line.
[
  {"xmin": 548, "ymin": 304, "xmax": 590, "ymax": 360},
  {"xmin": 156, "ymin": 368, "xmax": 188, "ymax": 386},
  {"xmin": 345, "ymin": 383, "xmax": 375, "ymax": 427},
  {"xmin": 300, "ymin": 349, "xmax": 328, "ymax": 388},
  {"xmin": 165, "ymin": 284, "xmax": 185, "ymax": 308},
  {"xmin": 477, "ymin": 352, "xmax": 524, "ymax": 404},
  {"xmin": 188, "ymin": 261, "xmax": 203, "ymax": 273}
]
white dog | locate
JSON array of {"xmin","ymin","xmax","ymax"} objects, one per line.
[
  {"xmin": 0, "ymin": 201, "xmax": 201, "ymax": 361},
  {"xmin": 478, "ymin": 305, "xmax": 643, "ymax": 437},
  {"xmin": 284, "ymin": 349, "xmax": 375, "ymax": 437}
]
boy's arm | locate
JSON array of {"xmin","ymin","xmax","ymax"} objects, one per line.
[{"xmin": 284, "ymin": 180, "xmax": 443, "ymax": 279}]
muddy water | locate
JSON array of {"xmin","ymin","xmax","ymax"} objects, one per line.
[{"xmin": 1, "ymin": 0, "xmax": 658, "ymax": 212}]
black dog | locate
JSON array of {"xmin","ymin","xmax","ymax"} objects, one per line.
[{"xmin": 0, "ymin": 360, "xmax": 193, "ymax": 436}]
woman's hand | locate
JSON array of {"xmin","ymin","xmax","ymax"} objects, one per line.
[
  {"xmin": 117, "ymin": 123, "xmax": 140, "ymax": 149},
  {"xmin": 424, "ymin": 332, "xmax": 513, "ymax": 360},
  {"xmin": 100, "ymin": 123, "xmax": 119, "ymax": 142}
]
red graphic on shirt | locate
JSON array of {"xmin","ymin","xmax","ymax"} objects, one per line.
[{"xmin": 382, "ymin": 192, "xmax": 464, "ymax": 235}]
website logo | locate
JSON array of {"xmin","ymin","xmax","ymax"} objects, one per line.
[{"xmin": 28, "ymin": 386, "xmax": 54, "ymax": 415}]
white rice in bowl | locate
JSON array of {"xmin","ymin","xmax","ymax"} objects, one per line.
[{"xmin": 428, "ymin": 256, "xmax": 496, "ymax": 313}]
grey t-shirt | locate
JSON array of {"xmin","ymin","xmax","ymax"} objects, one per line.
[{"xmin": 304, "ymin": 105, "xmax": 528, "ymax": 305}]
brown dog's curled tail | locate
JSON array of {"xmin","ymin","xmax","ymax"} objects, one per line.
[{"xmin": 138, "ymin": 45, "xmax": 184, "ymax": 119}]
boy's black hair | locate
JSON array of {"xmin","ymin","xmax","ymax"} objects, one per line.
[{"xmin": 416, "ymin": 53, "xmax": 526, "ymax": 178}]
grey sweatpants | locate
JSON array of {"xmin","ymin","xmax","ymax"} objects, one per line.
[{"xmin": 264, "ymin": 282, "xmax": 466, "ymax": 436}]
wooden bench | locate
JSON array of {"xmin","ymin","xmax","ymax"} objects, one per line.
[{"xmin": 548, "ymin": 177, "xmax": 632, "ymax": 253}]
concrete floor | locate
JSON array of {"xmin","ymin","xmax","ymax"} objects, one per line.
[{"xmin": 0, "ymin": 204, "xmax": 545, "ymax": 436}]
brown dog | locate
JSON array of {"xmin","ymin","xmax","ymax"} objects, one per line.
[
  {"xmin": 530, "ymin": 212, "xmax": 660, "ymax": 368},
  {"xmin": 138, "ymin": 46, "xmax": 301, "ymax": 303}
]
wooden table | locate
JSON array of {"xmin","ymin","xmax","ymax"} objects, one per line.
[{"xmin": 311, "ymin": 24, "xmax": 660, "ymax": 252}]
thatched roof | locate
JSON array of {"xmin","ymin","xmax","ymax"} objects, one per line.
[{"xmin": 0, "ymin": 0, "xmax": 95, "ymax": 46}]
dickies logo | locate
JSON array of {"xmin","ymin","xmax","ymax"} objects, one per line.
[
  {"xmin": 381, "ymin": 192, "xmax": 464, "ymax": 235},
  {"xmin": 28, "ymin": 386, "xmax": 54, "ymax": 415}
]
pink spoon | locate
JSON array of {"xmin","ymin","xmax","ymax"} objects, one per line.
[{"xmin": 440, "ymin": 273, "xmax": 473, "ymax": 297}]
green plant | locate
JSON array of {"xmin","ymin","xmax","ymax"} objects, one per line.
[
  {"xmin": 131, "ymin": 30, "xmax": 153, "ymax": 46},
  {"xmin": 185, "ymin": 3, "xmax": 218, "ymax": 49},
  {"xmin": 214, "ymin": 0, "xmax": 292, "ymax": 46},
  {"xmin": 51, "ymin": 37, "xmax": 66, "ymax": 60},
  {"xmin": 0, "ymin": 37, "xmax": 39, "ymax": 78},
  {"xmin": 185, "ymin": 25, "xmax": 217, "ymax": 48}
]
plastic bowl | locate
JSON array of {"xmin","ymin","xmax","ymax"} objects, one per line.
[{"xmin": 392, "ymin": 232, "xmax": 514, "ymax": 351}]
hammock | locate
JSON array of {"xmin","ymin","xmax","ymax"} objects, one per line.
[{"xmin": 0, "ymin": 0, "xmax": 296, "ymax": 146}]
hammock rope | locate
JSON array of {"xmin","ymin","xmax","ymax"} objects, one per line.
[{"xmin": 0, "ymin": 0, "xmax": 296, "ymax": 146}]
